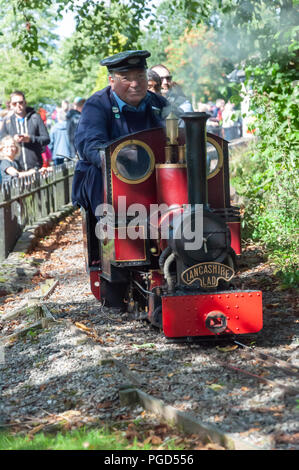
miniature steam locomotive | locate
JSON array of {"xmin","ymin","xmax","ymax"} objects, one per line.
[{"xmin": 82, "ymin": 112, "xmax": 263, "ymax": 340}]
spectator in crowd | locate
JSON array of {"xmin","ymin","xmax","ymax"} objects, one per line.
[
  {"xmin": 66, "ymin": 97, "xmax": 86, "ymax": 159},
  {"xmin": 205, "ymin": 101, "xmax": 215, "ymax": 116},
  {"xmin": 205, "ymin": 98, "xmax": 225, "ymax": 137},
  {"xmin": 72, "ymin": 50, "xmax": 168, "ymax": 215},
  {"xmin": 50, "ymin": 100, "xmax": 69, "ymax": 125},
  {"xmin": 0, "ymin": 135, "xmax": 37, "ymax": 182},
  {"xmin": 61, "ymin": 100, "xmax": 70, "ymax": 113},
  {"xmin": 38, "ymin": 106, "xmax": 52, "ymax": 167},
  {"xmin": 0, "ymin": 91, "xmax": 50, "ymax": 171},
  {"xmin": 38, "ymin": 107, "xmax": 47, "ymax": 125},
  {"xmin": 211, "ymin": 98, "xmax": 225, "ymax": 123},
  {"xmin": 48, "ymin": 110, "xmax": 70, "ymax": 165},
  {"xmin": 150, "ymin": 64, "xmax": 193, "ymax": 125},
  {"xmin": 41, "ymin": 145, "xmax": 52, "ymax": 167},
  {"xmin": 147, "ymin": 70, "xmax": 162, "ymax": 94},
  {"xmin": 222, "ymin": 101, "xmax": 238, "ymax": 140},
  {"xmin": 222, "ymin": 101, "xmax": 235, "ymax": 128},
  {"xmin": 197, "ymin": 103, "xmax": 210, "ymax": 113},
  {"xmin": 51, "ymin": 107, "xmax": 57, "ymax": 124},
  {"xmin": 150, "ymin": 64, "xmax": 173, "ymax": 97},
  {"xmin": 0, "ymin": 101, "xmax": 12, "ymax": 131},
  {"xmin": 0, "ymin": 103, "xmax": 7, "ymax": 129}
]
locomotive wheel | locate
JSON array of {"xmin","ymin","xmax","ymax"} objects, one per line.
[
  {"xmin": 218, "ymin": 248, "xmax": 238, "ymax": 289},
  {"xmin": 100, "ymin": 278, "xmax": 128, "ymax": 311},
  {"xmin": 150, "ymin": 305, "xmax": 162, "ymax": 329},
  {"xmin": 225, "ymin": 248, "xmax": 238, "ymax": 271}
]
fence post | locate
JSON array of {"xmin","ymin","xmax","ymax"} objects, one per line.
[
  {"xmin": 0, "ymin": 161, "xmax": 75, "ymax": 261},
  {"xmin": 0, "ymin": 183, "xmax": 22, "ymax": 259}
]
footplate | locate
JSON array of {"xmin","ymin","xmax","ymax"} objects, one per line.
[{"xmin": 162, "ymin": 290, "xmax": 263, "ymax": 338}]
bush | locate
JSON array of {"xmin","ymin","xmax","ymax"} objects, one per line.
[{"xmin": 231, "ymin": 66, "xmax": 298, "ymax": 287}]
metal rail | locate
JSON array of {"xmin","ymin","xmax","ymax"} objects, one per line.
[{"xmin": 234, "ymin": 340, "xmax": 299, "ymax": 378}]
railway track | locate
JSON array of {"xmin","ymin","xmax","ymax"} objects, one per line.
[{"xmin": 0, "ymin": 213, "xmax": 298, "ymax": 450}]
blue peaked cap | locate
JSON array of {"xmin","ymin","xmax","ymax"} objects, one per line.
[{"xmin": 100, "ymin": 50, "xmax": 150, "ymax": 72}]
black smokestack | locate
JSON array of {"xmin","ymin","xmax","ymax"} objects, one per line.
[{"xmin": 181, "ymin": 112, "xmax": 209, "ymax": 208}]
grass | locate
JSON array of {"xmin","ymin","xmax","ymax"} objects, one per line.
[{"xmin": 0, "ymin": 426, "xmax": 185, "ymax": 451}]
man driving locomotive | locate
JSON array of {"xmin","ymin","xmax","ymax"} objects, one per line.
[{"xmin": 72, "ymin": 50, "xmax": 169, "ymax": 214}]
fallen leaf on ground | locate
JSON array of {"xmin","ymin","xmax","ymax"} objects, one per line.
[
  {"xmin": 143, "ymin": 435, "xmax": 163, "ymax": 445},
  {"xmin": 207, "ymin": 383, "xmax": 225, "ymax": 392},
  {"xmin": 28, "ymin": 424, "xmax": 45, "ymax": 436},
  {"xmin": 75, "ymin": 322, "xmax": 92, "ymax": 332},
  {"xmin": 216, "ymin": 345, "xmax": 238, "ymax": 352},
  {"xmin": 240, "ymin": 427, "xmax": 261, "ymax": 436},
  {"xmin": 203, "ymin": 442, "xmax": 226, "ymax": 450}
]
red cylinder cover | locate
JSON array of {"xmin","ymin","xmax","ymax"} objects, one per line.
[{"xmin": 156, "ymin": 165, "xmax": 188, "ymax": 207}]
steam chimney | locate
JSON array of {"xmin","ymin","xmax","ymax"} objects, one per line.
[{"xmin": 181, "ymin": 112, "xmax": 209, "ymax": 208}]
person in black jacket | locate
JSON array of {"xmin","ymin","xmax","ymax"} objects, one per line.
[
  {"xmin": 72, "ymin": 50, "xmax": 168, "ymax": 215},
  {"xmin": 0, "ymin": 91, "xmax": 50, "ymax": 171},
  {"xmin": 66, "ymin": 97, "xmax": 86, "ymax": 159}
]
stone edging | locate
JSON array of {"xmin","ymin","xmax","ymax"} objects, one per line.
[
  {"xmin": 12, "ymin": 203, "xmax": 75, "ymax": 255},
  {"xmin": 0, "ymin": 204, "xmax": 75, "ymax": 297},
  {"xmin": 119, "ymin": 387, "xmax": 262, "ymax": 451}
]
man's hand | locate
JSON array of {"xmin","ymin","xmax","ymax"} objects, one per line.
[{"xmin": 14, "ymin": 134, "xmax": 30, "ymax": 143}]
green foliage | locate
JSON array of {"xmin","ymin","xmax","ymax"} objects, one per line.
[
  {"xmin": 0, "ymin": 0, "xmax": 156, "ymax": 105},
  {"xmin": 232, "ymin": 53, "xmax": 299, "ymax": 286},
  {"xmin": 0, "ymin": 47, "xmax": 72, "ymax": 106},
  {"xmin": 163, "ymin": 25, "xmax": 232, "ymax": 102},
  {"xmin": 6, "ymin": 0, "xmax": 153, "ymax": 66},
  {"xmin": 0, "ymin": 1, "xmax": 60, "ymax": 104},
  {"xmin": 217, "ymin": 0, "xmax": 299, "ymax": 287},
  {"xmin": 0, "ymin": 426, "xmax": 184, "ymax": 450},
  {"xmin": 141, "ymin": 0, "xmax": 192, "ymax": 66},
  {"xmin": 92, "ymin": 66, "xmax": 109, "ymax": 95},
  {"xmin": 1, "ymin": 0, "xmax": 59, "ymax": 67}
]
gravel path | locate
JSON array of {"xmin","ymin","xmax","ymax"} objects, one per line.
[{"xmin": 0, "ymin": 211, "xmax": 298, "ymax": 450}]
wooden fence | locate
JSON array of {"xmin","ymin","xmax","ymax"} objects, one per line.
[{"xmin": 0, "ymin": 161, "xmax": 75, "ymax": 261}]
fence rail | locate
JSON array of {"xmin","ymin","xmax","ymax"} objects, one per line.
[{"xmin": 0, "ymin": 161, "xmax": 75, "ymax": 261}]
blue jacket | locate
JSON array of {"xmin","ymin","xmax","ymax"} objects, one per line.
[
  {"xmin": 72, "ymin": 87, "xmax": 168, "ymax": 212},
  {"xmin": 49, "ymin": 121, "xmax": 71, "ymax": 161},
  {"xmin": 75, "ymin": 87, "xmax": 167, "ymax": 168}
]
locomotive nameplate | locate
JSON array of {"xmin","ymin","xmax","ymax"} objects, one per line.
[{"xmin": 181, "ymin": 262, "xmax": 234, "ymax": 288}]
